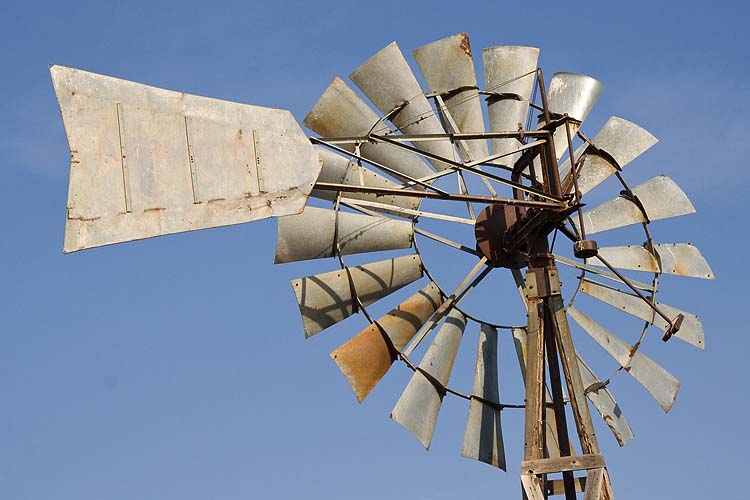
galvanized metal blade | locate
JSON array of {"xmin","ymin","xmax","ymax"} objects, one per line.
[
  {"xmin": 291, "ymin": 255, "xmax": 423, "ymax": 337},
  {"xmin": 482, "ymin": 46, "xmax": 539, "ymax": 167},
  {"xmin": 594, "ymin": 243, "xmax": 714, "ymax": 279},
  {"xmin": 51, "ymin": 65, "xmax": 321, "ymax": 253},
  {"xmin": 580, "ymin": 278, "xmax": 704, "ymax": 349},
  {"xmin": 576, "ymin": 354, "xmax": 635, "ymax": 446},
  {"xmin": 275, "ymin": 206, "xmax": 413, "ymax": 264},
  {"xmin": 391, "ymin": 309, "xmax": 467, "ymax": 449},
  {"xmin": 349, "ymin": 42, "xmax": 456, "ymax": 171},
  {"xmin": 575, "ymin": 175, "xmax": 696, "ymax": 235},
  {"xmin": 312, "ymin": 147, "xmax": 421, "ymax": 213},
  {"xmin": 412, "ymin": 33, "xmax": 488, "ymax": 162},
  {"xmin": 511, "ymin": 327, "xmax": 563, "ymax": 458},
  {"xmin": 568, "ymin": 307, "xmax": 680, "ymax": 412},
  {"xmin": 330, "ymin": 283, "xmax": 441, "ymax": 403},
  {"xmin": 461, "ymin": 323, "xmax": 506, "ymax": 469},
  {"xmin": 560, "ymin": 116, "xmax": 658, "ymax": 194},
  {"xmin": 544, "ymin": 72, "xmax": 603, "ymax": 161},
  {"xmin": 304, "ymin": 77, "xmax": 434, "ymax": 181}
]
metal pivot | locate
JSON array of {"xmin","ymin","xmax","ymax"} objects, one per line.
[{"xmin": 521, "ymin": 254, "xmax": 613, "ymax": 500}]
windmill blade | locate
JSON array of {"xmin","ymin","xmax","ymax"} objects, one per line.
[
  {"xmin": 580, "ymin": 278, "xmax": 704, "ymax": 349},
  {"xmin": 482, "ymin": 46, "xmax": 539, "ymax": 167},
  {"xmin": 594, "ymin": 243, "xmax": 714, "ymax": 279},
  {"xmin": 391, "ymin": 309, "xmax": 466, "ymax": 449},
  {"xmin": 330, "ymin": 283, "xmax": 441, "ymax": 403},
  {"xmin": 568, "ymin": 307, "xmax": 680, "ymax": 412},
  {"xmin": 291, "ymin": 255, "xmax": 423, "ymax": 337},
  {"xmin": 544, "ymin": 72, "xmax": 603, "ymax": 161},
  {"xmin": 311, "ymin": 147, "xmax": 421, "ymax": 213},
  {"xmin": 303, "ymin": 77, "xmax": 434, "ymax": 182},
  {"xmin": 576, "ymin": 354, "xmax": 635, "ymax": 446},
  {"xmin": 412, "ymin": 33, "xmax": 488, "ymax": 161},
  {"xmin": 51, "ymin": 65, "xmax": 321, "ymax": 253},
  {"xmin": 461, "ymin": 323, "xmax": 506, "ymax": 469},
  {"xmin": 275, "ymin": 206, "xmax": 413, "ymax": 264},
  {"xmin": 559, "ymin": 116, "xmax": 658, "ymax": 194},
  {"xmin": 575, "ymin": 175, "xmax": 696, "ymax": 235},
  {"xmin": 511, "ymin": 327, "xmax": 563, "ymax": 458},
  {"xmin": 349, "ymin": 42, "xmax": 456, "ymax": 171}
]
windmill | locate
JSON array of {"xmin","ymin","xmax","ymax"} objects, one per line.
[{"xmin": 50, "ymin": 32, "xmax": 713, "ymax": 499}]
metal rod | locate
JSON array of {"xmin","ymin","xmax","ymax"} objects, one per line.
[
  {"xmin": 370, "ymin": 133, "xmax": 564, "ymax": 202},
  {"xmin": 314, "ymin": 131, "xmax": 552, "ymax": 144},
  {"xmin": 594, "ymin": 253, "xmax": 678, "ymax": 327},
  {"xmin": 403, "ymin": 257, "xmax": 491, "ymax": 356},
  {"xmin": 338, "ymin": 197, "xmax": 475, "ymax": 225},
  {"xmin": 311, "ymin": 138, "xmax": 448, "ymax": 195},
  {"xmin": 564, "ymin": 117, "xmax": 587, "ymax": 239},
  {"xmin": 314, "ymin": 182, "xmax": 567, "ymax": 209}
]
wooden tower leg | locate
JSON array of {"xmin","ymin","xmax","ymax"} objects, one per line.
[{"xmin": 520, "ymin": 257, "xmax": 614, "ymax": 499}]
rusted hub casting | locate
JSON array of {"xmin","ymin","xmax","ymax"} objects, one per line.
[{"xmin": 474, "ymin": 205, "xmax": 528, "ymax": 269}]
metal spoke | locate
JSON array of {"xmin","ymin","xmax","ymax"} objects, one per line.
[
  {"xmin": 404, "ymin": 256, "xmax": 492, "ymax": 356},
  {"xmin": 340, "ymin": 198, "xmax": 475, "ymax": 225},
  {"xmin": 314, "ymin": 182, "xmax": 566, "ymax": 209}
]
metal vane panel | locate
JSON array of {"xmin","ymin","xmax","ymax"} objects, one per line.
[
  {"xmin": 303, "ymin": 77, "xmax": 434, "ymax": 181},
  {"xmin": 350, "ymin": 42, "xmax": 456, "ymax": 171},
  {"xmin": 559, "ymin": 116, "xmax": 658, "ymax": 194},
  {"xmin": 576, "ymin": 354, "xmax": 635, "ymax": 446},
  {"xmin": 543, "ymin": 72, "xmax": 603, "ymax": 161},
  {"xmin": 275, "ymin": 206, "xmax": 413, "ymax": 263},
  {"xmin": 568, "ymin": 307, "xmax": 680, "ymax": 412},
  {"xmin": 330, "ymin": 283, "xmax": 441, "ymax": 402},
  {"xmin": 576, "ymin": 175, "xmax": 696, "ymax": 234},
  {"xmin": 52, "ymin": 65, "xmax": 321, "ymax": 253},
  {"xmin": 413, "ymin": 33, "xmax": 488, "ymax": 161},
  {"xmin": 595, "ymin": 243, "xmax": 714, "ymax": 279},
  {"xmin": 291, "ymin": 255, "xmax": 423, "ymax": 337},
  {"xmin": 581, "ymin": 278, "xmax": 704, "ymax": 349},
  {"xmin": 482, "ymin": 46, "xmax": 539, "ymax": 167},
  {"xmin": 391, "ymin": 309, "xmax": 466, "ymax": 448},
  {"xmin": 461, "ymin": 323, "xmax": 506, "ymax": 469}
]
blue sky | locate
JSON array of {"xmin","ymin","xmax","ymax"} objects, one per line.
[{"xmin": 1, "ymin": 1, "xmax": 748, "ymax": 499}]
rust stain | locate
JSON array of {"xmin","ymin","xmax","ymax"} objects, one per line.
[
  {"xmin": 458, "ymin": 32, "xmax": 472, "ymax": 57},
  {"xmin": 330, "ymin": 284, "xmax": 441, "ymax": 403},
  {"xmin": 143, "ymin": 207, "xmax": 166, "ymax": 213},
  {"xmin": 207, "ymin": 197, "xmax": 226, "ymax": 204}
]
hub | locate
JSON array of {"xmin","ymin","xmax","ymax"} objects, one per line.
[{"xmin": 474, "ymin": 205, "xmax": 528, "ymax": 269}]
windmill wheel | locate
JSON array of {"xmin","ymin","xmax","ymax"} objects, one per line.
[{"xmin": 278, "ymin": 33, "xmax": 713, "ymax": 474}]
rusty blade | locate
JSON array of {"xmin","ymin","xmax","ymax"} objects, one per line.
[
  {"xmin": 275, "ymin": 206, "xmax": 413, "ymax": 264},
  {"xmin": 412, "ymin": 33, "xmax": 488, "ymax": 162},
  {"xmin": 544, "ymin": 72, "xmax": 603, "ymax": 161},
  {"xmin": 577, "ymin": 354, "xmax": 635, "ymax": 446},
  {"xmin": 594, "ymin": 243, "xmax": 714, "ymax": 280},
  {"xmin": 391, "ymin": 309, "xmax": 466, "ymax": 449},
  {"xmin": 304, "ymin": 77, "xmax": 433, "ymax": 181},
  {"xmin": 291, "ymin": 254, "xmax": 423, "ymax": 337},
  {"xmin": 330, "ymin": 283, "xmax": 441, "ymax": 403},
  {"xmin": 350, "ymin": 42, "xmax": 455, "ymax": 171},
  {"xmin": 461, "ymin": 323, "xmax": 506, "ymax": 470},
  {"xmin": 560, "ymin": 116, "xmax": 658, "ymax": 194},
  {"xmin": 311, "ymin": 147, "xmax": 421, "ymax": 213},
  {"xmin": 576, "ymin": 175, "xmax": 696, "ymax": 235},
  {"xmin": 511, "ymin": 328, "xmax": 562, "ymax": 458},
  {"xmin": 568, "ymin": 307, "xmax": 680, "ymax": 412},
  {"xmin": 51, "ymin": 65, "xmax": 321, "ymax": 253},
  {"xmin": 482, "ymin": 46, "xmax": 539, "ymax": 167},
  {"xmin": 580, "ymin": 278, "xmax": 704, "ymax": 349}
]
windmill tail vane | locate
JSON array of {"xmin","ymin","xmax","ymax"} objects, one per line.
[{"xmin": 50, "ymin": 31, "xmax": 714, "ymax": 499}]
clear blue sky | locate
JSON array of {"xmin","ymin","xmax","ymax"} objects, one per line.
[{"xmin": 1, "ymin": 1, "xmax": 748, "ymax": 499}]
